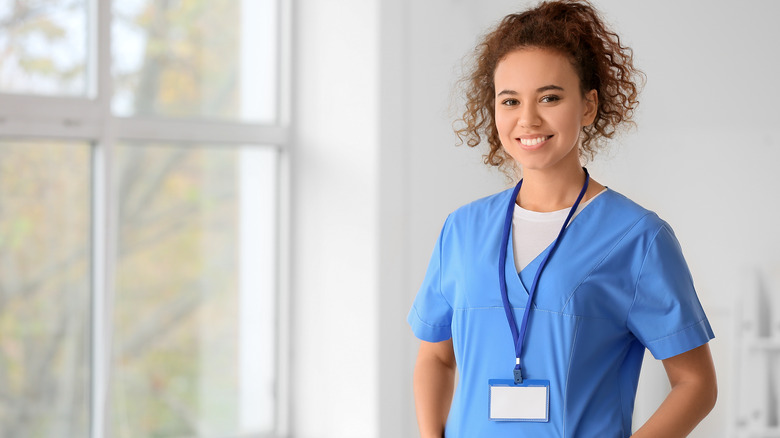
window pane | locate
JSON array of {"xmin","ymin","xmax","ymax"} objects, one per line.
[
  {"xmin": 0, "ymin": 0, "xmax": 89, "ymax": 96},
  {"xmin": 0, "ymin": 140, "xmax": 91, "ymax": 437},
  {"xmin": 110, "ymin": 143, "xmax": 278, "ymax": 437},
  {"xmin": 112, "ymin": 0, "xmax": 278, "ymax": 122}
]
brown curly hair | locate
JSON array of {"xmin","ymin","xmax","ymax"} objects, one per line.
[{"xmin": 455, "ymin": 0, "xmax": 644, "ymax": 174}]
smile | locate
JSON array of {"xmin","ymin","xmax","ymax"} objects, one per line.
[{"xmin": 518, "ymin": 135, "xmax": 551, "ymax": 146}]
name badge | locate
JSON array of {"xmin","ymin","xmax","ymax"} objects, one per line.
[{"xmin": 488, "ymin": 379, "xmax": 550, "ymax": 422}]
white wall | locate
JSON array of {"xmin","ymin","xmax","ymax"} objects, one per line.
[
  {"xmin": 291, "ymin": 0, "xmax": 380, "ymax": 436},
  {"xmin": 292, "ymin": 1, "xmax": 780, "ymax": 437}
]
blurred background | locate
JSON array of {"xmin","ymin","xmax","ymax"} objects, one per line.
[{"xmin": 0, "ymin": 0, "xmax": 778, "ymax": 437}]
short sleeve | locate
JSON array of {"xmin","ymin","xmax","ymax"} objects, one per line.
[
  {"xmin": 627, "ymin": 223, "xmax": 715, "ymax": 360},
  {"xmin": 407, "ymin": 217, "xmax": 454, "ymax": 342}
]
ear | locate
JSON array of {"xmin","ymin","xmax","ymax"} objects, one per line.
[{"xmin": 582, "ymin": 89, "xmax": 598, "ymax": 126}]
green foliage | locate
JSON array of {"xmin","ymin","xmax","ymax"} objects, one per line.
[
  {"xmin": 0, "ymin": 1, "xmax": 87, "ymax": 93},
  {"xmin": 124, "ymin": 0, "xmax": 241, "ymax": 119},
  {"xmin": 0, "ymin": 140, "xmax": 91, "ymax": 438}
]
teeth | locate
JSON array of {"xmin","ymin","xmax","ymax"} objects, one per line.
[{"xmin": 519, "ymin": 136, "xmax": 550, "ymax": 146}]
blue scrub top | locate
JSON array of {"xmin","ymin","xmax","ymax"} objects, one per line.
[{"xmin": 408, "ymin": 188, "xmax": 714, "ymax": 438}]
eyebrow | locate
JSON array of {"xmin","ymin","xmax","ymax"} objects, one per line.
[{"xmin": 496, "ymin": 84, "xmax": 565, "ymax": 96}]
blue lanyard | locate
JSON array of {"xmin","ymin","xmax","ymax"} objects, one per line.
[{"xmin": 498, "ymin": 168, "xmax": 589, "ymax": 384}]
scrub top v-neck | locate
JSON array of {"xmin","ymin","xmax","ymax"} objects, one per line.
[{"xmin": 408, "ymin": 187, "xmax": 714, "ymax": 438}]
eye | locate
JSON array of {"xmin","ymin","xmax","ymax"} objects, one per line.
[
  {"xmin": 540, "ymin": 95, "xmax": 560, "ymax": 103},
  {"xmin": 501, "ymin": 98, "xmax": 520, "ymax": 106}
]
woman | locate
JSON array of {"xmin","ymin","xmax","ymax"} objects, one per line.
[{"xmin": 407, "ymin": 1, "xmax": 717, "ymax": 437}]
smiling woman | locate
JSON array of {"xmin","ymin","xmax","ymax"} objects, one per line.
[
  {"xmin": 409, "ymin": 1, "xmax": 716, "ymax": 437},
  {"xmin": 456, "ymin": 0, "xmax": 641, "ymax": 176},
  {"xmin": 493, "ymin": 49, "xmax": 598, "ymax": 178}
]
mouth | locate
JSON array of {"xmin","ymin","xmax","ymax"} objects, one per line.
[{"xmin": 517, "ymin": 135, "xmax": 552, "ymax": 149}]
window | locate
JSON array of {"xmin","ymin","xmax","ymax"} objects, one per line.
[
  {"xmin": 0, "ymin": 139, "xmax": 91, "ymax": 436},
  {"xmin": 110, "ymin": 143, "xmax": 279, "ymax": 437},
  {"xmin": 0, "ymin": 1, "xmax": 289, "ymax": 437},
  {"xmin": 0, "ymin": 0, "xmax": 89, "ymax": 96}
]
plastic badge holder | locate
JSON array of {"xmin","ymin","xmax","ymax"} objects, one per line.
[{"xmin": 488, "ymin": 379, "xmax": 550, "ymax": 422}]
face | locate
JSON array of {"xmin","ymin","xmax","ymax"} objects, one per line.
[{"xmin": 493, "ymin": 48, "xmax": 598, "ymax": 173}]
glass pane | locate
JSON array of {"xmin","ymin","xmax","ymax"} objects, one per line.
[
  {"xmin": 112, "ymin": 0, "xmax": 278, "ymax": 122},
  {"xmin": 0, "ymin": 0, "xmax": 89, "ymax": 96},
  {"xmin": 110, "ymin": 143, "xmax": 277, "ymax": 437},
  {"xmin": 0, "ymin": 140, "xmax": 91, "ymax": 437}
]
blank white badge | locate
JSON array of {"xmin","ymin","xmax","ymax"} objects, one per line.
[{"xmin": 488, "ymin": 379, "xmax": 550, "ymax": 422}]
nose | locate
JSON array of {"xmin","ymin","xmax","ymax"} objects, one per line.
[{"xmin": 518, "ymin": 103, "xmax": 541, "ymax": 128}]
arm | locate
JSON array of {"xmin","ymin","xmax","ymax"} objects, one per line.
[
  {"xmin": 631, "ymin": 343, "xmax": 717, "ymax": 438},
  {"xmin": 413, "ymin": 338, "xmax": 457, "ymax": 438}
]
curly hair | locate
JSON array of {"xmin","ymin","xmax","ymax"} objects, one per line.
[{"xmin": 455, "ymin": 0, "xmax": 644, "ymax": 174}]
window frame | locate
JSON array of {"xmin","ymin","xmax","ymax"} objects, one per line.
[{"xmin": 0, "ymin": 0, "xmax": 292, "ymax": 436}]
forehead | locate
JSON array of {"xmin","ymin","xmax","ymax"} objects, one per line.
[{"xmin": 493, "ymin": 48, "xmax": 579, "ymax": 90}]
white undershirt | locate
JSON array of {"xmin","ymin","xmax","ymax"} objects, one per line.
[{"xmin": 512, "ymin": 188, "xmax": 607, "ymax": 272}]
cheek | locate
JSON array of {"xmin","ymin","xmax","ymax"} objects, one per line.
[
  {"xmin": 494, "ymin": 111, "xmax": 512, "ymax": 136},
  {"xmin": 493, "ymin": 114, "xmax": 511, "ymax": 149},
  {"xmin": 555, "ymin": 108, "xmax": 584, "ymax": 134}
]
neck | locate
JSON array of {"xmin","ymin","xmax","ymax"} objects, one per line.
[{"xmin": 517, "ymin": 162, "xmax": 588, "ymax": 212}]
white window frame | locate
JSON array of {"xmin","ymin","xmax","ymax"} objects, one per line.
[{"xmin": 0, "ymin": 0, "xmax": 292, "ymax": 436}]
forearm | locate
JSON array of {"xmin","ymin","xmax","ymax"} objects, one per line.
[
  {"xmin": 632, "ymin": 381, "xmax": 715, "ymax": 437},
  {"xmin": 413, "ymin": 354, "xmax": 456, "ymax": 438}
]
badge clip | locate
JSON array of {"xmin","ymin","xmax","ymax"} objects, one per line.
[{"xmin": 514, "ymin": 358, "xmax": 522, "ymax": 384}]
